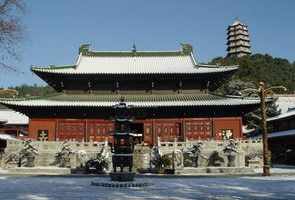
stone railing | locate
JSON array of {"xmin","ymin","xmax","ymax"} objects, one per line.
[
  {"xmin": 157, "ymin": 137, "xmax": 263, "ymax": 168},
  {"xmin": 1, "ymin": 140, "xmax": 110, "ymax": 169},
  {"xmin": 0, "ymin": 138, "xmax": 263, "ymax": 170},
  {"xmin": 158, "ymin": 138, "xmax": 262, "ymax": 148}
]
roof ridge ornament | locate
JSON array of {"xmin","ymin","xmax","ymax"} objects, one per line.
[
  {"xmin": 79, "ymin": 44, "xmax": 91, "ymax": 55},
  {"xmin": 233, "ymin": 17, "xmax": 240, "ymax": 24},
  {"xmin": 180, "ymin": 43, "xmax": 193, "ymax": 55},
  {"xmin": 132, "ymin": 43, "xmax": 137, "ymax": 53}
]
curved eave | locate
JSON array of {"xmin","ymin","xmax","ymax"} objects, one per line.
[
  {"xmin": 0, "ymin": 96, "xmax": 260, "ymax": 119},
  {"xmin": 0, "ymin": 98, "xmax": 260, "ymax": 108},
  {"xmin": 0, "ymin": 120, "xmax": 7, "ymax": 125},
  {"xmin": 31, "ymin": 65, "xmax": 239, "ymax": 76}
]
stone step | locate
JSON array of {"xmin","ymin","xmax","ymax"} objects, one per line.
[{"xmin": 2, "ymin": 167, "xmax": 71, "ymax": 175}]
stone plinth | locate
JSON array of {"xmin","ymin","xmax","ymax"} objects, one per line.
[
  {"xmin": 110, "ymin": 172, "xmax": 135, "ymax": 182},
  {"xmin": 91, "ymin": 181, "xmax": 151, "ymax": 188}
]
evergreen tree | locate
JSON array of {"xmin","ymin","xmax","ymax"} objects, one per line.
[
  {"xmin": 210, "ymin": 54, "xmax": 292, "ymax": 135},
  {"xmin": 210, "ymin": 54, "xmax": 295, "ymax": 93}
]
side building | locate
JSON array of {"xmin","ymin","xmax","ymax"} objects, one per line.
[
  {"xmin": 0, "ymin": 108, "xmax": 28, "ymax": 138},
  {"xmin": 267, "ymin": 95, "xmax": 295, "ymax": 165},
  {"xmin": 0, "ymin": 44, "xmax": 260, "ymax": 145}
]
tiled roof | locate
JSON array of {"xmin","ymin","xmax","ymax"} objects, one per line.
[
  {"xmin": 32, "ymin": 55, "xmax": 238, "ymax": 75},
  {"xmin": 0, "ymin": 109, "xmax": 29, "ymax": 125},
  {"xmin": 0, "ymin": 134, "xmax": 19, "ymax": 140},
  {"xmin": 275, "ymin": 96, "xmax": 295, "ymax": 113},
  {"xmin": 267, "ymin": 109, "xmax": 295, "ymax": 122},
  {"xmin": 266, "ymin": 96, "xmax": 295, "ymax": 122},
  {"xmin": 46, "ymin": 93, "xmax": 223, "ymax": 102},
  {"xmin": 0, "ymin": 94, "xmax": 260, "ymax": 108},
  {"xmin": 31, "ymin": 45, "xmax": 238, "ymax": 75}
]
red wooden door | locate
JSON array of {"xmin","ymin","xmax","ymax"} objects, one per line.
[
  {"xmin": 184, "ymin": 118, "xmax": 212, "ymax": 140},
  {"xmin": 57, "ymin": 120, "xmax": 85, "ymax": 142},
  {"xmin": 87, "ymin": 120, "xmax": 114, "ymax": 142}
]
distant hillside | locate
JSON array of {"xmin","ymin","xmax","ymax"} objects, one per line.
[
  {"xmin": 209, "ymin": 54, "xmax": 295, "ymax": 132},
  {"xmin": 3, "ymin": 85, "xmax": 56, "ymax": 98},
  {"xmin": 209, "ymin": 54, "xmax": 295, "ymax": 94},
  {"xmin": 15, "ymin": 84, "xmax": 56, "ymax": 97}
]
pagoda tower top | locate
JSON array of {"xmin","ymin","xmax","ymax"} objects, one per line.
[{"xmin": 226, "ymin": 19, "xmax": 251, "ymax": 58}]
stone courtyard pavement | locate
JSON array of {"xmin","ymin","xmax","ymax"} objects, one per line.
[{"xmin": 0, "ymin": 175, "xmax": 295, "ymax": 200}]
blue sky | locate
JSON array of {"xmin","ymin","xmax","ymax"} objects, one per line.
[{"xmin": 1, "ymin": 0, "xmax": 295, "ymax": 87}]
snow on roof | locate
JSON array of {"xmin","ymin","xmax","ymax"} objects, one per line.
[
  {"xmin": 0, "ymin": 133, "xmax": 18, "ymax": 140},
  {"xmin": 242, "ymin": 126, "xmax": 255, "ymax": 134},
  {"xmin": 267, "ymin": 96, "xmax": 295, "ymax": 121},
  {"xmin": 76, "ymin": 54, "xmax": 197, "ymax": 74},
  {"xmin": 275, "ymin": 96, "xmax": 295, "ymax": 113},
  {"xmin": 31, "ymin": 44, "xmax": 239, "ymax": 75},
  {"xmin": 267, "ymin": 109, "xmax": 295, "ymax": 122},
  {"xmin": 32, "ymin": 54, "xmax": 238, "ymax": 75},
  {"xmin": 268, "ymin": 129, "xmax": 295, "ymax": 138},
  {"xmin": 0, "ymin": 96, "xmax": 261, "ymax": 107},
  {"xmin": 0, "ymin": 109, "xmax": 28, "ymax": 125},
  {"xmin": 232, "ymin": 20, "xmax": 242, "ymax": 26}
]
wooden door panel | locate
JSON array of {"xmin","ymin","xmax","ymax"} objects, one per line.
[
  {"xmin": 184, "ymin": 119, "xmax": 212, "ymax": 140},
  {"xmin": 58, "ymin": 120, "xmax": 85, "ymax": 141}
]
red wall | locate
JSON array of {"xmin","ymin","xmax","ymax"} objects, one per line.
[
  {"xmin": 213, "ymin": 117, "xmax": 242, "ymax": 140},
  {"xmin": 29, "ymin": 119, "xmax": 56, "ymax": 141},
  {"xmin": 28, "ymin": 117, "xmax": 243, "ymax": 145}
]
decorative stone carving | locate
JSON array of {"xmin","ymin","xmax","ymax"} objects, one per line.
[
  {"xmin": 150, "ymin": 145, "xmax": 162, "ymax": 170},
  {"xmin": 183, "ymin": 142, "xmax": 207, "ymax": 167},
  {"xmin": 245, "ymin": 150, "xmax": 263, "ymax": 168},
  {"xmin": 85, "ymin": 142, "xmax": 110, "ymax": 173},
  {"xmin": 77, "ymin": 150, "xmax": 88, "ymax": 168},
  {"xmin": 173, "ymin": 149, "xmax": 183, "ymax": 169},
  {"xmin": 53, "ymin": 141, "xmax": 73, "ymax": 168},
  {"xmin": 5, "ymin": 140, "xmax": 38, "ymax": 167},
  {"xmin": 208, "ymin": 151, "xmax": 225, "ymax": 167},
  {"xmin": 150, "ymin": 145, "xmax": 176, "ymax": 173},
  {"xmin": 223, "ymin": 139, "xmax": 238, "ymax": 167}
]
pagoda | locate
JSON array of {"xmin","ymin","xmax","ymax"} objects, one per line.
[
  {"xmin": 227, "ymin": 19, "xmax": 251, "ymax": 58},
  {"xmin": 0, "ymin": 44, "xmax": 260, "ymax": 145}
]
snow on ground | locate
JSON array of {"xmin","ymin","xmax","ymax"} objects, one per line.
[
  {"xmin": 244, "ymin": 175, "xmax": 295, "ymax": 181},
  {"xmin": 254, "ymin": 168, "xmax": 295, "ymax": 174},
  {"xmin": 0, "ymin": 175, "xmax": 295, "ymax": 200},
  {"xmin": 254, "ymin": 165, "xmax": 295, "ymax": 174}
]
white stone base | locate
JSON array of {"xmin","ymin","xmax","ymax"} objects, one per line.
[
  {"xmin": 1, "ymin": 167, "xmax": 71, "ymax": 175},
  {"xmin": 176, "ymin": 167, "xmax": 255, "ymax": 175}
]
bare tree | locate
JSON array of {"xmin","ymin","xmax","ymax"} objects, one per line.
[{"xmin": 0, "ymin": 0, "xmax": 25, "ymax": 71}]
